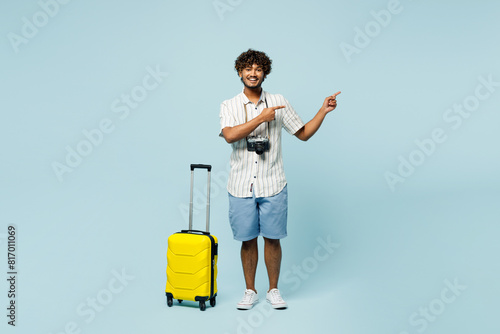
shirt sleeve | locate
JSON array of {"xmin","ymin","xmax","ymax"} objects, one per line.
[
  {"xmin": 281, "ymin": 96, "xmax": 305, "ymax": 135},
  {"xmin": 219, "ymin": 101, "xmax": 236, "ymax": 137}
]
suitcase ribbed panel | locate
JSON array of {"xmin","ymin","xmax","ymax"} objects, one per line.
[{"xmin": 165, "ymin": 233, "xmax": 217, "ymax": 301}]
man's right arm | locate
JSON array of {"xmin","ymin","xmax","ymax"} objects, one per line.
[{"xmin": 221, "ymin": 106, "xmax": 284, "ymax": 143}]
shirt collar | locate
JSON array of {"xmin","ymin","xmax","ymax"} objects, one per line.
[{"xmin": 240, "ymin": 89, "xmax": 267, "ymax": 105}]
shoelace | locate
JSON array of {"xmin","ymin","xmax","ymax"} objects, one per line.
[
  {"xmin": 241, "ymin": 290, "xmax": 255, "ymax": 303},
  {"xmin": 269, "ymin": 290, "xmax": 284, "ymax": 302}
]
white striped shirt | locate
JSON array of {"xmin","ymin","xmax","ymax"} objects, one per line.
[{"xmin": 219, "ymin": 90, "xmax": 305, "ymax": 198}]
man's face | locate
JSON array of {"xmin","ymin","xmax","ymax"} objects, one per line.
[{"xmin": 239, "ymin": 64, "xmax": 265, "ymax": 89}]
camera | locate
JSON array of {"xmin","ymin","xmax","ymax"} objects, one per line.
[{"xmin": 246, "ymin": 136, "xmax": 270, "ymax": 155}]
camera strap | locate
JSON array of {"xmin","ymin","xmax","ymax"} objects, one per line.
[{"xmin": 244, "ymin": 98, "xmax": 270, "ymax": 138}]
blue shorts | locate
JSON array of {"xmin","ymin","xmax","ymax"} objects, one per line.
[{"xmin": 228, "ymin": 185, "xmax": 288, "ymax": 241}]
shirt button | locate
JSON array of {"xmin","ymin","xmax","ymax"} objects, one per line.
[{"xmin": 254, "ymin": 176, "xmax": 256, "ymax": 178}]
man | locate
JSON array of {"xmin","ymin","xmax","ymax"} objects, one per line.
[{"xmin": 219, "ymin": 49, "xmax": 340, "ymax": 310}]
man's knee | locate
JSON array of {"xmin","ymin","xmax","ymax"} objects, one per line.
[
  {"xmin": 263, "ymin": 237, "xmax": 280, "ymax": 247},
  {"xmin": 242, "ymin": 237, "xmax": 258, "ymax": 250}
]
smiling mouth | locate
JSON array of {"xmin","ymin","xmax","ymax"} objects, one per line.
[{"xmin": 247, "ymin": 78, "xmax": 259, "ymax": 83}]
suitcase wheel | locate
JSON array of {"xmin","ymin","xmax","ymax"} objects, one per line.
[
  {"xmin": 210, "ymin": 296, "xmax": 216, "ymax": 307},
  {"xmin": 167, "ymin": 295, "xmax": 173, "ymax": 307},
  {"xmin": 199, "ymin": 300, "xmax": 206, "ymax": 311}
]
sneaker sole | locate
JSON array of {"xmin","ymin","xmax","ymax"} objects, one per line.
[
  {"xmin": 237, "ymin": 301, "xmax": 259, "ymax": 310},
  {"xmin": 236, "ymin": 305, "xmax": 255, "ymax": 310},
  {"xmin": 266, "ymin": 300, "xmax": 287, "ymax": 309}
]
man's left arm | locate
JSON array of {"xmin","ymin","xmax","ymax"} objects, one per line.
[{"xmin": 294, "ymin": 91, "xmax": 341, "ymax": 141}]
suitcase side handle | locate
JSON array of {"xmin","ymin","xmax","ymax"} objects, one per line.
[{"xmin": 191, "ymin": 164, "xmax": 212, "ymax": 171}]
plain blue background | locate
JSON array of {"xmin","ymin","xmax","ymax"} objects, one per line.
[{"xmin": 1, "ymin": 0, "xmax": 499, "ymax": 333}]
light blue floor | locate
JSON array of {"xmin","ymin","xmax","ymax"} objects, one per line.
[{"xmin": 2, "ymin": 188, "xmax": 498, "ymax": 333}]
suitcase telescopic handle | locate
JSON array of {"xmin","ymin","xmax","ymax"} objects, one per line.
[
  {"xmin": 189, "ymin": 164, "xmax": 212, "ymax": 232},
  {"xmin": 191, "ymin": 164, "xmax": 212, "ymax": 171}
]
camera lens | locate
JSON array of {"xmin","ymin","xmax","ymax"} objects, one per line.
[{"xmin": 255, "ymin": 142, "xmax": 264, "ymax": 155}]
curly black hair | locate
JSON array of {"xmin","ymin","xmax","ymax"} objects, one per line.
[{"xmin": 234, "ymin": 49, "xmax": 272, "ymax": 76}]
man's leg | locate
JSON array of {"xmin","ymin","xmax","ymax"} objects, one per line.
[
  {"xmin": 263, "ymin": 237, "xmax": 281, "ymax": 291},
  {"xmin": 258, "ymin": 186, "xmax": 288, "ymax": 309},
  {"xmin": 241, "ymin": 237, "xmax": 258, "ymax": 293},
  {"xmin": 229, "ymin": 193, "xmax": 260, "ymax": 309}
]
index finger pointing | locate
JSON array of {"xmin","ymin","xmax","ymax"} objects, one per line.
[
  {"xmin": 272, "ymin": 105, "xmax": 286, "ymax": 110},
  {"xmin": 332, "ymin": 91, "xmax": 341, "ymax": 98}
]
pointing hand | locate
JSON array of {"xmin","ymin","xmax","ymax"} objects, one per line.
[
  {"xmin": 322, "ymin": 91, "xmax": 341, "ymax": 113},
  {"xmin": 260, "ymin": 105, "xmax": 285, "ymax": 122}
]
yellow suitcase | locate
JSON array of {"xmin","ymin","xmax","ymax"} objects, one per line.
[{"xmin": 165, "ymin": 164, "xmax": 218, "ymax": 311}]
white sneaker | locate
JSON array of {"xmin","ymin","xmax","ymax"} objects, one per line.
[
  {"xmin": 237, "ymin": 289, "xmax": 259, "ymax": 310},
  {"xmin": 266, "ymin": 288, "xmax": 287, "ymax": 309}
]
